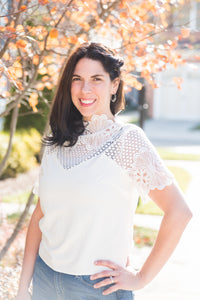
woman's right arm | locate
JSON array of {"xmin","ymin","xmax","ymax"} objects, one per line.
[{"xmin": 15, "ymin": 198, "xmax": 44, "ymax": 300}]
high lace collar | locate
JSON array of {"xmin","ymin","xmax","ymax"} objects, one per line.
[{"xmin": 83, "ymin": 114, "xmax": 117, "ymax": 134}]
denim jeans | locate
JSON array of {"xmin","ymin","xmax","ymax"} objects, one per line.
[{"xmin": 32, "ymin": 255, "xmax": 134, "ymax": 300}]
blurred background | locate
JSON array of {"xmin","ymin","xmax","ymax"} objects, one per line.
[{"xmin": 0, "ymin": 0, "xmax": 200, "ymax": 299}]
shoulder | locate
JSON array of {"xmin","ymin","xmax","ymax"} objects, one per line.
[{"xmin": 116, "ymin": 120, "xmax": 147, "ymax": 141}]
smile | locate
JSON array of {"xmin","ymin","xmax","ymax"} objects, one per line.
[{"xmin": 79, "ymin": 98, "xmax": 96, "ymax": 106}]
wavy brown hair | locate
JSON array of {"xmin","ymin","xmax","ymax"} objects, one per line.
[{"xmin": 43, "ymin": 42, "xmax": 125, "ymax": 147}]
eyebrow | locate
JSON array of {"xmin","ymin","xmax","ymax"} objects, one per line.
[{"xmin": 72, "ymin": 74, "xmax": 105, "ymax": 78}]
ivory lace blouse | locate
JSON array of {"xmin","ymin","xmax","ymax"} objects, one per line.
[{"xmin": 33, "ymin": 114, "xmax": 174, "ymax": 275}]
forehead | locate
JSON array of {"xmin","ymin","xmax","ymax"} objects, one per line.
[{"xmin": 73, "ymin": 58, "xmax": 108, "ymax": 76}]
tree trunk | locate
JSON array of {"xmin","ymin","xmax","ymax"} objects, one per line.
[
  {"xmin": 0, "ymin": 189, "xmax": 35, "ymax": 261},
  {"xmin": 0, "ymin": 99, "xmax": 20, "ymax": 176}
]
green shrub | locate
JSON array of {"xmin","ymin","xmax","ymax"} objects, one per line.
[{"xmin": 0, "ymin": 129, "xmax": 41, "ymax": 179}]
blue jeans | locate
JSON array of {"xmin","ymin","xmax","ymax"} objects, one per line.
[{"xmin": 32, "ymin": 255, "xmax": 134, "ymax": 300}]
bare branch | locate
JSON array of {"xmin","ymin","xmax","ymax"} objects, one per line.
[
  {"xmin": 18, "ymin": 109, "xmax": 43, "ymax": 117},
  {"xmin": 0, "ymin": 5, "xmax": 36, "ymax": 18}
]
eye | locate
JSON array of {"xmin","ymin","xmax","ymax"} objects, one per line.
[
  {"xmin": 93, "ymin": 77, "xmax": 102, "ymax": 81},
  {"xmin": 72, "ymin": 77, "xmax": 80, "ymax": 81}
]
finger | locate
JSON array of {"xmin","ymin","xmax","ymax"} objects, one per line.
[
  {"xmin": 90, "ymin": 270, "xmax": 119, "ymax": 280},
  {"xmin": 94, "ymin": 277, "xmax": 115, "ymax": 289},
  {"xmin": 102, "ymin": 283, "xmax": 120, "ymax": 295},
  {"xmin": 94, "ymin": 260, "xmax": 121, "ymax": 270}
]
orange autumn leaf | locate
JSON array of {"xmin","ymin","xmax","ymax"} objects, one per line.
[
  {"xmin": 16, "ymin": 39, "xmax": 28, "ymax": 49},
  {"xmin": 20, "ymin": 5, "xmax": 27, "ymax": 11},
  {"xmin": 45, "ymin": 82, "xmax": 53, "ymax": 89},
  {"xmin": 42, "ymin": 75, "xmax": 49, "ymax": 82},
  {"xmin": 0, "ymin": 26, "xmax": 5, "ymax": 32},
  {"xmin": 16, "ymin": 24, "xmax": 24, "ymax": 33},
  {"xmin": 47, "ymin": 65, "xmax": 56, "ymax": 76},
  {"xmin": 6, "ymin": 26, "xmax": 16, "ymax": 33},
  {"xmin": 181, "ymin": 28, "xmax": 190, "ymax": 38},
  {"xmin": 33, "ymin": 54, "xmax": 39, "ymax": 65},
  {"xmin": 120, "ymin": 11, "xmax": 128, "ymax": 18},
  {"xmin": 29, "ymin": 92, "xmax": 38, "ymax": 112},
  {"xmin": 7, "ymin": 68, "xmax": 17, "ymax": 81},
  {"xmin": 36, "ymin": 82, "xmax": 45, "ymax": 90},
  {"xmin": 13, "ymin": 61, "xmax": 23, "ymax": 78},
  {"xmin": 3, "ymin": 52, "xmax": 10, "ymax": 61},
  {"xmin": 1, "ymin": 91, "xmax": 10, "ymax": 98},
  {"xmin": 16, "ymin": 80, "xmax": 24, "ymax": 90},
  {"xmin": 51, "ymin": 7, "xmax": 57, "ymax": 14},
  {"xmin": 125, "ymin": 74, "xmax": 143, "ymax": 90},
  {"xmin": 43, "ymin": 55, "xmax": 54, "ymax": 65},
  {"xmin": 68, "ymin": 36, "xmax": 78, "ymax": 44},
  {"xmin": 38, "ymin": 0, "xmax": 49, "ymax": 5},
  {"xmin": 173, "ymin": 77, "xmax": 183, "ymax": 90},
  {"xmin": 49, "ymin": 28, "xmax": 58, "ymax": 39},
  {"xmin": 38, "ymin": 67, "xmax": 48, "ymax": 75}
]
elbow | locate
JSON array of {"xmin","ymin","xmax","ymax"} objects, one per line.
[{"xmin": 178, "ymin": 206, "xmax": 193, "ymax": 228}]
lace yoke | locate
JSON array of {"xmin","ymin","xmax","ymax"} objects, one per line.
[{"xmin": 39, "ymin": 114, "xmax": 174, "ymax": 202}]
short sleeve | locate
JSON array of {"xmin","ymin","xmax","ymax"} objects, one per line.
[
  {"xmin": 32, "ymin": 145, "xmax": 49, "ymax": 197},
  {"xmin": 125, "ymin": 125, "xmax": 174, "ymax": 203}
]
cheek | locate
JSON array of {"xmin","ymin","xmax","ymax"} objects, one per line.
[{"xmin": 71, "ymin": 84, "xmax": 79, "ymax": 98}]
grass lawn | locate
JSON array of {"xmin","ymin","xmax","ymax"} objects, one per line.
[
  {"xmin": 134, "ymin": 226, "xmax": 158, "ymax": 247},
  {"xmin": 157, "ymin": 148, "xmax": 200, "ymax": 161},
  {"xmin": 2, "ymin": 191, "xmax": 38, "ymax": 205}
]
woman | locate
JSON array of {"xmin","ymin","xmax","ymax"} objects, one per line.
[{"xmin": 15, "ymin": 42, "xmax": 192, "ymax": 300}]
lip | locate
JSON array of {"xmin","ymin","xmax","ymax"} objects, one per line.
[{"xmin": 79, "ymin": 98, "xmax": 96, "ymax": 107}]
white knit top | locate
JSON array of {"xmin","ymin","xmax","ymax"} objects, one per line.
[{"xmin": 33, "ymin": 114, "xmax": 174, "ymax": 275}]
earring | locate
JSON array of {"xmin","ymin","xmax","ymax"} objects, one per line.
[{"xmin": 111, "ymin": 94, "xmax": 117, "ymax": 103}]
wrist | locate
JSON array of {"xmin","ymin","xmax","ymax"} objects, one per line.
[{"xmin": 135, "ymin": 270, "xmax": 147, "ymax": 289}]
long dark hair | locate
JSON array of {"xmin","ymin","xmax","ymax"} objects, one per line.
[{"xmin": 43, "ymin": 42, "xmax": 125, "ymax": 147}]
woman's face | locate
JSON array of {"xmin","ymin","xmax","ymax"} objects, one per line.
[{"xmin": 71, "ymin": 58, "xmax": 119, "ymax": 121}]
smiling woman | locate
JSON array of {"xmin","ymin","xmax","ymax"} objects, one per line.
[
  {"xmin": 15, "ymin": 42, "xmax": 192, "ymax": 300},
  {"xmin": 71, "ymin": 58, "xmax": 120, "ymax": 121}
]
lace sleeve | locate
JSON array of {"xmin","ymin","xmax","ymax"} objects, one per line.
[{"xmin": 125, "ymin": 125, "xmax": 174, "ymax": 203}]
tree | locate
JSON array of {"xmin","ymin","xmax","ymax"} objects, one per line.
[{"xmin": 0, "ymin": 0, "xmax": 192, "ymax": 260}]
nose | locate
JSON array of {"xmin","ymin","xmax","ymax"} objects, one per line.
[{"xmin": 81, "ymin": 81, "xmax": 91, "ymax": 93}]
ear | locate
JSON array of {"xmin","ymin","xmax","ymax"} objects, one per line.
[{"xmin": 111, "ymin": 77, "xmax": 120, "ymax": 94}]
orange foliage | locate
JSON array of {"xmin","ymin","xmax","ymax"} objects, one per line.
[
  {"xmin": 173, "ymin": 77, "xmax": 183, "ymax": 90},
  {"xmin": 29, "ymin": 92, "xmax": 38, "ymax": 112},
  {"xmin": 16, "ymin": 39, "xmax": 28, "ymax": 49},
  {"xmin": 49, "ymin": 28, "xmax": 59, "ymax": 39},
  {"xmin": 1, "ymin": 0, "xmax": 188, "ymax": 114},
  {"xmin": 38, "ymin": 0, "xmax": 49, "ymax": 5},
  {"xmin": 33, "ymin": 54, "xmax": 39, "ymax": 65},
  {"xmin": 6, "ymin": 26, "xmax": 16, "ymax": 33},
  {"xmin": 38, "ymin": 67, "xmax": 48, "ymax": 75},
  {"xmin": 20, "ymin": 5, "xmax": 27, "ymax": 11}
]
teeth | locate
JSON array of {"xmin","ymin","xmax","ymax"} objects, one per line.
[{"xmin": 80, "ymin": 99, "xmax": 95, "ymax": 104}]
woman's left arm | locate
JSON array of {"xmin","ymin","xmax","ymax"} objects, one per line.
[
  {"xmin": 137, "ymin": 180, "xmax": 192, "ymax": 287},
  {"xmin": 91, "ymin": 181, "xmax": 192, "ymax": 295}
]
